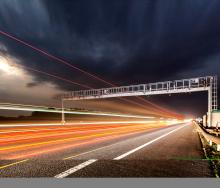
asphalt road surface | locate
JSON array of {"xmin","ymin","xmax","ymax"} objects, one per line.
[{"xmin": 0, "ymin": 122, "xmax": 213, "ymax": 177}]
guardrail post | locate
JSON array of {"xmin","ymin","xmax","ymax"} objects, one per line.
[
  {"xmin": 217, "ymin": 145, "xmax": 220, "ymax": 151},
  {"xmin": 208, "ymin": 140, "xmax": 212, "ymax": 146},
  {"xmin": 195, "ymin": 122, "xmax": 220, "ymax": 152}
]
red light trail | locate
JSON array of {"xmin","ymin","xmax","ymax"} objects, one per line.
[
  {"xmin": 0, "ymin": 122, "xmax": 171, "ymax": 160},
  {"xmin": 0, "ymin": 29, "xmax": 182, "ymax": 118},
  {"xmin": 9, "ymin": 64, "xmax": 174, "ymax": 117}
]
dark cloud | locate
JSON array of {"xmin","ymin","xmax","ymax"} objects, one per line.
[
  {"xmin": 26, "ymin": 82, "xmax": 39, "ymax": 88},
  {"xmin": 0, "ymin": 0, "xmax": 220, "ymax": 116}
]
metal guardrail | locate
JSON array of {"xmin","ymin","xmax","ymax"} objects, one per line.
[{"xmin": 195, "ymin": 121, "xmax": 220, "ymax": 151}]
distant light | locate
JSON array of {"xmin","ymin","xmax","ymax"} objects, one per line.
[{"xmin": 184, "ymin": 118, "xmax": 193, "ymax": 123}]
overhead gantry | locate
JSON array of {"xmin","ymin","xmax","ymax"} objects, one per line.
[{"xmin": 60, "ymin": 76, "xmax": 218, "ymax": 126}]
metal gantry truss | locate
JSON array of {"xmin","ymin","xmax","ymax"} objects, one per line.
[
  {"xmin": 212, "ymin": 76, "xmax": 218, "ymax": 110},
  {"xmin": 61, "ymin": 76, "xmax": 218, "ymax": 125}
]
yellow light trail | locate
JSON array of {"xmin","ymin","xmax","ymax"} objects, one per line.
[
  {"xmin": 0, "ymin": 123, "xmax": 158, "ymax": 143},
  {"xmin": 0, "ymin": 159, "xmax": 28, "ymax": 170},
  {"xmin": 0, "ymin": 125, "xmax": 154, "ymax": 152},
  {"xmin": 5, "ymin": 126, "xmax": 158, "ymax": 160}
]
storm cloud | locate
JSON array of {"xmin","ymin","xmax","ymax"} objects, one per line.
[{"xmin": 0, "ymin": 0, "xmax": 220, "ymax": 116}]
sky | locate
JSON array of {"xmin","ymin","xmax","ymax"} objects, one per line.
[{"xmin": 0, "ymin": 0, "xmax": 220, "ymax": 117}]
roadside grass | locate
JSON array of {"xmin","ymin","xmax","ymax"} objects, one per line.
[{"xmin": 198, "ymin": 132, "xmax": 220, "ymax": 178}]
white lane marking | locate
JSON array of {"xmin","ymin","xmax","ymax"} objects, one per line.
[
  {"xmin": 114, "ymin": 124, "xmax": 187, "ymax": 160},
  {"xmin": 54, "ymin": 159, "xmax": 97, "ymax": 178},
  {"xmin": 64, "ymin": 140, "xmax": 124, "ymax": 160},
  {"xmin": 63, "ymin": 126, "xmax": 161, "ymax": 160},
  {"xmin": 64, "ymin": 124, "xmax": 186, "ymax": 160}
]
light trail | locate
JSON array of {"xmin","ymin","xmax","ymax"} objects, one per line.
[
  {"xmin": 12, "ymin": 63, "xmax": 180, "ymax": 118},
  {"xmin": 0, "ymin": 118, "xmax": 183, "ymax": 128},
  {"xmin": 23, "ymin": 65, "xmax": 92, "ymax": 89},
  {"xmin": 12, "ymin": 63, "xmax": 177, "ymax": 117},
  {"xmin": 1, "ymin": 46, "xmax": 178, "ymax": 119},
  {"xmin": 0, "ymin": 122, "xmax": 160, "ymax": 140},
  {"xmin": 114, "ymin": 124, "xmax": 187, "ymax": 160},
  {"xmin": 0, "ymin": 126, "xmax": 154, "ymax": 159},
  {"xmin": 0, "ymin": 125, "xmax": 158, "ymax": 152},
  {"xmin": 0, "ymin": 122, "xmax": 182, "ymax": 151},
  {"xmin": 0, "ymin": 120, "xmax": 158, "ymax": 129},
  {"xmin": 0, "ymin": 30, "xmax": 112, "ymax": 87},
  {"xmin": 0, "ymin": 119, "xmax": 183, "ymax": 160},
  {"xmin": 0, "ymin": 102, "xmax": 155, "ymax": 117},
  {"xmin": 0, "ymin": 123, "xmax": 142, "ymax": 134},
  {"xmin": 136, "ymin": 97, "xmax": 183, "ymax": 119},
  {"xmin": 14, "ymin": 65, "xmax": 177, "ymax": 118},
  {"xmin": 0, "ymin": 103, "xmax": 155, "ymax": 119},
  {"xmin": 3, "ymin": 125, "xmax": 161, "ymax": 160},
  {"xmin": 0, "ymin": 123, "xmax": 159, "ymax": 144},
  {"xmin": 0, "ymin": 159, "xmax": 28, "ymax": 170},
  {"xmin": 18, "ymin": 64, "xmax": 179, "ymax": 118},
  {"xmin": 0, "ymin": 29, "xmax": 182, "ymax": 118},
  {"xmin": 16, "ymin": 64, "xmax": 177, "ymax": 118}
]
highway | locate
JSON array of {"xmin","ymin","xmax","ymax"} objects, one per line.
[{"xmin": 0, "ymin": 121, "xmax": 212, "ymax": 177}]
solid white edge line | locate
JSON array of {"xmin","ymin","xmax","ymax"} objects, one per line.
[
  {"xmin": 54, "ymin": 159, "xmax": 97, "ymax": 178},
  {"xmin": 114, "ymin": 124, "xmax": 187, "ymax": 160}
]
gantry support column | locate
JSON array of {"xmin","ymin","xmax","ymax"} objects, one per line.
[
  {"xmin": 207, "ymin": 76, "xmax": 218, "ymax": 127},
  {"xmin": 208, "ymin": 86, "xmax": 212, "ymax": 128},
  {"xmin": 61, "ymin": 99, "xmax": 65, "ymax": 125}
]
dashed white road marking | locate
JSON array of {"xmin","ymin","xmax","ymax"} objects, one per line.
[
  {"xmin": 57, "ymin": 124, "xmax": 187, "ymax": 178},
  {"xmin": 64, "ymin": 142, "xmax": 119, "ymax": 160},
  {"xmin": 63, "ymin": 128, "xmax": 155, "ymax": 160},
  {"xmin": 54, "ymin": 159, "xmax": 97, "ymax": 178},
  {"xmin": 114, "ymin": 124, "xmax": 187, "ymax": 160}
]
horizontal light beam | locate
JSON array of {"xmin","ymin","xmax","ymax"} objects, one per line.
[{"xmin": 0, "ymin": 103, "xmax": 154, "ymax": 119}]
